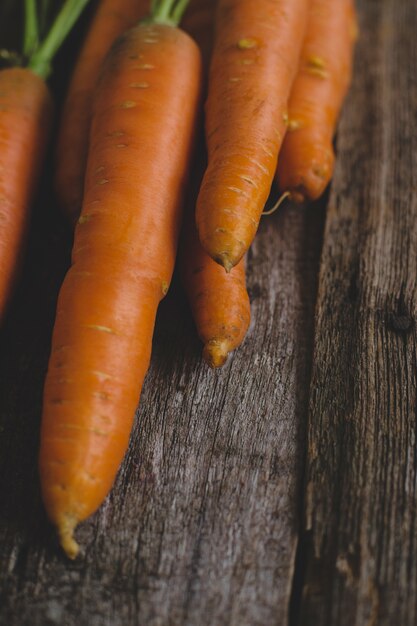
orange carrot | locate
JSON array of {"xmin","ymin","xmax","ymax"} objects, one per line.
[
  {"xmin": 0, "ymin": 68, "xmax": 52, "ymax": 318},
  {"xmin": 276, "ymin": 0, "xmax": 358, "ymax": 203},
  {"xmin": 180, "ymin": 0, "xmax": 251, "ymax": 367},
  {"xmin": 0, "ymin": 0, "xmax": 91, "ymax": 319},
  {"xmin": 181, "ymin": 198, "xmax": 250, "ymax": 367},
  {"xmin": 195, "ymin": 0, "xmax": 309, "ymax": 271},
  {"xmin": 182, "ymin": 0, "xmax": 215, "ymax": 66},
  {"xmin": 40, "ymin": 9, "xmax": 201, "ymax": 558},
  {"xmin": 55, "ymin": 0, "xmax": 150, "ymax": 224}
]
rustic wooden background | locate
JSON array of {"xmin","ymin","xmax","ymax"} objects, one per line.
[{"xmin": 0, "ymin": 0, "xmax": 415, "ymax": 624}]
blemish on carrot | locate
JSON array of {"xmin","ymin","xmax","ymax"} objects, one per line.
[
  {"xmin": 129, "ymin": 82, "xmax": 150, "ymax": 88},
  {"xmin": 288, "ymin": 118, "xmax": 303, "ymax": 131},
  {"xmin": 78, "ymin": 214, "xmax": 92, "ymax": 224},
  {"xmin": 93, "ymin": 391, "xmax": 111, "ymax": 401},
  {"xmin": 92, "ymin": 370, "xmax": 113, "ymax": 382},
  {"xmin": 227, "ymin": 186, "xmax": 248, "ymax": 196},
  {"xmin": 237, "ymin": 38, "xmax": 258, "ymax": 50},
  {"xmin": 308, "ymin": 54, "xmax": 326, "ymax": 69},
  {"xmin": 121, "ymin": 100, "xmax": 137, "ymax": 108},
  {"xmin": 240, "ymin": 175, "xmax": 258, "ymax": 187},
  {"xmin": 307, "ymin": 66, "xmax": 329, "ymax": 79},
  {"xmin": 85, "ymin": 324, "xmax": 117, "ymax": 334}
]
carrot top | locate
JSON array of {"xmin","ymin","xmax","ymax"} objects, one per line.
[
  {"xmin": 1, "ymin": 0, "xmax": 92, "ymax": 79},
  {"xmin": 146, "ymin": 0, "xmax": 191, "ymax": 26}
]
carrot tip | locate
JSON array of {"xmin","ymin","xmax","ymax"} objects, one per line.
[
  {"xmin": 214, "ymin": 253, "xmax": 234, "ymax": 273},
  {"xmin": 58, "ymin": 515, "xmax": 80, "ymax": 559},
  {"xmin": 203, "ymin": 339, "xmax": 230, "ymax": 368}
]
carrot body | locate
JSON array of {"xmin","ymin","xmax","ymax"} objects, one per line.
[
  {"xmin": 40, "ymin": 23, "xmax": 201, "ymax": 557},
  {"xmin": 276, "ymin": 0, "xmax": 357, "ymax": 203},
  {"xmin": 195, "ymin": 0, "xmax": 309, "ymax": 271},
  {"xmin": 55, "ymin": 0, "xmax": 150, "ymax": 223},
  {"xmin": 0, "ymin": 68, "xmax": 52, "ymax": 317},
  {"xmin": 181, "ymin": 207, "xmax": 250, "ymax": 368},
  {"xmin": 180, "ymin": 0, "xmax": 251, "ymax": 367}
]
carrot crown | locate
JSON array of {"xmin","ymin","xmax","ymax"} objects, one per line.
[
  {"xmin": 27, "ymin": 0, "xmax": 92, "ymax": 79},
  {"xmin": 146, "ymin": 0, "xmax": 191, "ymax": 27},
  {"xmin": 0, "ymin": 0, "xmax": 92, "ymax": 79}
]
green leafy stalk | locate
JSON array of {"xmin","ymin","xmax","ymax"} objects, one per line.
[
  {"xmin": 28, "ymin": 0, "xmax": 91, "ymax": 79},
  {"xmin": 39, "ymin": 0, "xmax": 56, "ymax": 39},
  {"xmin": 171, "ymin": 0, "xmax": 190, "ymax": 24},
  {"xmin": 23, "ymin": 0, "xmax": 39, "ymax": 57},
  {"xmin": 149, "ymin": 0, "xmax": 190, "ymax": 26}
]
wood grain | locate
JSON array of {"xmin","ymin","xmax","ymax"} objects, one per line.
[
  {"xmin": 296, "ymin": 0, "xmax": 417, "ymax": 624},
  {"xmin": 0, "ymin": 182, "xmax": 323, "ymax": 622}
]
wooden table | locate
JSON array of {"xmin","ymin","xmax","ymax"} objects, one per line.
[{"xmin": 1, "ymin": 0, "xmax": 416, "ymax": 624}]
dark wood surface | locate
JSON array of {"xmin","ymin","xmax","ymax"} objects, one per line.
[
  {"xmin": 0, "ymin": 0, "xmax": 414, "ymax": 624},
  {"xmin": 297, "ymin": 1, "xmax": 417, "ymax": 624}
]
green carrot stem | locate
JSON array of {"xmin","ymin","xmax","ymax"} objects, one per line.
[
  {"xmin": 171, "ymin": 0, "xmax": 190, "ymax": 24},
  {"xmin": 39, "ymin": 0, "xmax": 55, "ymax": 39},
  {"xmin": 23, "ymin": 0, "xmax": 39, "ymax": 57},
  {"xmin": 28, "ymin": 0, "xmax": 91, "ymax": 79},
  {"xmin": 148, "ymin": 0, "xmax": 190, "ymax": 26}
]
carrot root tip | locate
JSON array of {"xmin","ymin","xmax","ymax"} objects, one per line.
[
  {"xmin": 214, "ymin": 253, "xmax": 234, "ymax": 273},
  {"xmin": 58, "ymin": 515, "xmax": 80, "ymax": 559},
  {"xmin": 203, "ymin": 339, "xmax": 231, "ymax": 368}
]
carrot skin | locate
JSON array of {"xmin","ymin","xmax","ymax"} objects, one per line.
[
  {"xmin": 55, "ymin": 0, "xmax": 150, "ymax": 224},
  {"xmin": 181, "ymin": 212, "xmax": 250, "ymax": 368},
  {"xmin": 182, "ymin": 0, "xmax": 216, "ymax": 67},
  {"xmin": 196, "ymin": 0, "xmax": 309, "ymax": 271},
  {"xmin": 180, "ymin": 0, "xmax": 250, "ymax": 367},
  {"xmin": 0, "ymin": 68, "xmax": 52, "ymax": 318},
  {"xmin": 276, "ymin": 0, "xmax": 358, "ymax": 203},
  {"xmin": 40, "ymin": 23, "xmax": 201, "ymax": 557}
]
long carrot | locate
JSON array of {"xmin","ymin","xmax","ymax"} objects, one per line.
[
  {"xmin": 40, "ymin": 0, "xmax": 201, "ymax": 558},
  {"xmin": 0, "ymin": 0, "xmax": 91, "ymax": 319},
  {"xmin": 195, "ymin": 0, "xmax": 309, "ymax": 272},
  {"xmin": 180, "ymin": 0, "xmax": 250, "ymax": 367},
  {"xmin": 55, "ymin": 0, "xmax": 150, "ymax": 224},
  {"xmin": 0, "ymin": 69, "xmax": 52, "ymax": 318},
  {"xmin": 276, "ymin": 0, "xmax": 358, "ymax": 203}
]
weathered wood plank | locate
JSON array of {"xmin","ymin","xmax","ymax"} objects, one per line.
[
  {"xmin": 297, "ymin": 1, "xmax": 417, "ymax": 624},
  {"xmin": 0, "ymin": 181, "xmax": 324, "ymax": 622}
]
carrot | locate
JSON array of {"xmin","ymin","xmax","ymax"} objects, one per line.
[
  {"xmin": 55, "ymin": 0, "xmax": 151, "ymax": 224},
  {"xmin": 39, "ymin": 0, "xmax": 201, "ymax": 558},
  {"xmin": 0, "ymin": 69, "xmax": 52, "ymax": 318},
  {"xmin": 182, "ymin": 0, "xmax": 215, "ymax": 66},
  {"xmin": 276, "ymin": 0, "xmax": 358, "ymax": 203},
  {"xmin": 195, "ymin": 0, "xmax": 310, "ymax": 272},
  {"xmin": 0, "ymin": 0, "xmax": 91, "ymax": 319},
  {"xmin": 180, "ymin": 0, "xmax": 251, "ymax": 367},
  {"xmin": 181, "ymin": 198, "xmax": 250, "ymax": 367}
]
